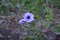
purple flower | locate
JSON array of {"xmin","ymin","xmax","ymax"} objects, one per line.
[
  {"xmin": 18, "ymin": 12, "xmax": 34, "ymax": 24},
  {"xmin": 23, "ymin": 12, "xmax": 34, "ymax": 22}
]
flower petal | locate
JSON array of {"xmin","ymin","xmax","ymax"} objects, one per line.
[{"xmin": 18, "ymin": 19, "xmax": 25, "ymax": 24}]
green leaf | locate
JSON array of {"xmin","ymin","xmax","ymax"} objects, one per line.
[{"xmin": 24, "ymin": 37, "xmax": 30, "ymax": 40}]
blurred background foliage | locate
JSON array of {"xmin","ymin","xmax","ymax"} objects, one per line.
[
  {"xmin": 52, "ymin": 0, "xmax": 60, "ymax": 8},
  {"xmin": 0, "ymin": 0, "xmax": 60, "ymax": 40}
]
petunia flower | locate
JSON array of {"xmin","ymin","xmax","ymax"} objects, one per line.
[
  {"xmin": 18, "ymin": 12, "xmax": 34, "ymax": 24},
  {"xmin": 23, "ymin": 12, "xmax": 34, "ymax": 23}
]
